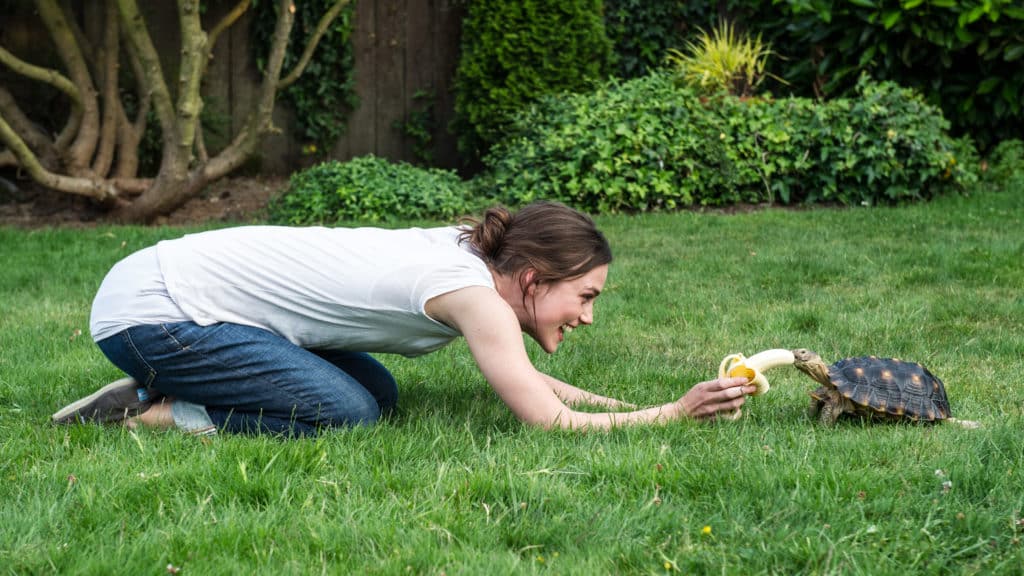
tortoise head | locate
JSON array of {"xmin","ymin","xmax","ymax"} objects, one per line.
[{"xmin": 792, "ymin": 348, "xmax": 833, "ymax": 387}]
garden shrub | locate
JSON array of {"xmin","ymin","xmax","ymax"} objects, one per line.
[
  {"xmin": 604, "ymin": 0, "xmax": 693, "ymax": 79},
  {"xmin": 611, "ymin": 1, "xmax": 1023, "ymax": 150},
  {"xmin": 483, "ymin": 74, "xmax": 735, "ymax": 213},
  {"xmin": 267, "ymin": 156, "xmax": 479, "ymax": 224},
  {"xmin": 452, "ymin": 0, "xmax": 613, "ymax": 164},
  {"xmin": 982, "ymin": 139, "xmax": 1024, "ymax": 185},
  {"xmin": 719, "ymin": 75, "xmax": 978, "ymax": 205},
  {"xmin": 483, "ymin": 72, "xmax": 978, "ymax": 212},
  {"xmin": 741, "ymin": 0, "xmax": 1024, "ymax": 150}
]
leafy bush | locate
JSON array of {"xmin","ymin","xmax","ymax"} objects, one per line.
[
  {"xmin": 267, "ymin": 156, "xmax": 479, "ymax": 224},
  {"xmin": 483, "ymin": 74, "xmax": 734, "ymax": 213},
  {"xmin": 751, "ymin": 0, "xmax": 1024, "ymax": 150},
  {"xmin": 452, "ymin": 0, "xmax": 613, "ymax": 164},
  {"xmin": 983, "ymin": 139, "xmax": 1024, "ymax": 185},
  {"xmin": 483, "ymin": 72, "xmax": 978, "ymax": 212},
  {"xmin": 720, "ymin": 75, "xmax": 979, "ymax": 205},
  {"xmin": 603, "ymin": 0, "xmax": 725, "ymax": 79},
  {"xmin": 606, "ymin": 1, "xmax": 1023, "ymax": 150}
]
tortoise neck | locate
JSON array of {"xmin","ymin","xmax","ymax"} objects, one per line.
[{"xmin": 798, "ymin": 360, "xmax": 832, "ymax": 386}]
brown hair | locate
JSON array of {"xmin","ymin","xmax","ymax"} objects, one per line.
[{"xmin": 458, "ymin": 201, "xmax": 612, "ymax": 294}]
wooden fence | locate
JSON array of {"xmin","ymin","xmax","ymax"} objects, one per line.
[
  {"xmin": 206, "ymin": 0, "xmax": 465, "ymax": 172},
  {"xmin": 2, "ymin": 0, "xmax": 465, "ymax": 174}
]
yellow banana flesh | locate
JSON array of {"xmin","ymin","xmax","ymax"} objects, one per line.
[{"xmin": 718, "ymin": 348, "xmax": 795, "ymax": 396}]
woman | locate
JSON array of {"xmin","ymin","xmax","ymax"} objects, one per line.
[{"xmin": 53, "ymin": 201, "xmax": 754, "ymax": 436}]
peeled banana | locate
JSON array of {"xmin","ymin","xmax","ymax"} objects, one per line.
[{"xmin": 718, "ymin": 348, "xmax": 796, "ymax": 396}]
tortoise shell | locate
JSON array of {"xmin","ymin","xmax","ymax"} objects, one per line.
[{"xmin": 811, "ymin": 356, "xmax": 952, "ymax": 421}]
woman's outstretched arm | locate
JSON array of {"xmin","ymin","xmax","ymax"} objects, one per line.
[{"xmin": 427, "ymin": 287, "xmax": 755, "ymax": 430}]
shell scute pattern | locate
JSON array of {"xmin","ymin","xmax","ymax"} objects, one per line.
[{"xmin": 829, "ymin": 356, "xmax": 951, "ymax": 421}]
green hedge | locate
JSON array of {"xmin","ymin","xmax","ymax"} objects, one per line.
[
  {"xmin": 266, "ymin": 156, "xmax": 480, "ymax": 225},
  {"xmin": 983, "ymin": 139, "xmax": 1024, "ymax": 186},
  {"xmin": 668, "ymin": 1, "xmax": 1024, "ymax": 151},
  {"xmin": 482, "ymin": 73, "xmax": 978, "ymax": 212},
  {"xmin": 451, "ymin": 0, "xmax": 613, "ymax": 164},
  {"xmin": 270, "ymin": 76, "xmax": 989, "ymax": 224},
  {"xmin": 600, "ymin": 1, "xmax": 1023, "ymax": 150},
  {"xmin": 480, "ymin": 74, "xmax": 733, "ymax": 212},
  {"xmin": 603, "ymin": 0, "xmax": 703, "ymax": 79}
]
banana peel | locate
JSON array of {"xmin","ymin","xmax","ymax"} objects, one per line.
[
  {"xmin": 718, "ymin": 348, "xmax": 795, "ymax": 395},
  {"xmin": 716, "ymin": 349, "xmax": 795, "ymax": 421}
]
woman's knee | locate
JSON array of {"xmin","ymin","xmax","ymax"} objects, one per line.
[
  {"xmin": 314, "ymin": 391, "xmax": 383, "ymax": 427},
  {"xmin": 314, "ymin": 351, "xmax": 399, "ymax": 414},
  {"xmin": 374, "ymin": 375, "xmax": 399, "ymax": 413}
]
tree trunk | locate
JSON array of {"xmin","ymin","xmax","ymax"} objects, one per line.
[
  {"xmin": 113, "ymin": 171, "xmax": 208, "ymax": 221},
  {"xmin": 1, "ymin": 0, "xmax": 349, "ymax": 223}
]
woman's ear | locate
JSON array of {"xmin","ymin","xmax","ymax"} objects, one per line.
[{"xmin": 522, "ymin": 268, "xmax": 538, "ymax": 295}]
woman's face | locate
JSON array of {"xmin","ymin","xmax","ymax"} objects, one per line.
[{"xmin": 524, "ymin": 264, "xmax": 608, "ymax": 353}]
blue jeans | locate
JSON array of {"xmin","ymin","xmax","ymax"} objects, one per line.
[{"xmin": 96, "ymin": 322, "xmax": 398, "ymax": 436}]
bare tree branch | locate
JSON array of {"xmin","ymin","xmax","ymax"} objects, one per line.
[
  {"xmin": 0, "ymin": 45, "xmax": 84, "ymax": 157},
  {"xmin": 122, "ymin": 36, "xmax": 150, "ymax": 135},
  {"xmin": 0, "ymin": 86, "xmax": 59, "ymax": 169},
  {"xmin": 112, "ymin": 103, "xmax": 141, "ymax": 178},
  {"xmin": 175, "ymin": 1, "xmax": 208, "ymax": 165},
  {"xmin": 204, "ymin": 0, "xmax": 295, "ymax": 181},
  {"xmin": 61, "ymin": 0, "xmax": 97, "ymax": 64},
  {"xmin": 208, "ymin": 0, "xmax": 250, "ymax": 56},
  {"xmin": 4, "ymin": 1, "xmax": 348, "ymax": 222},
  {"xmin": 104, "ymin": 27, "xmax": 149, "ymax": 180},
  {"xmin": 194, "ymin": 0, "xmax": 250, "ymax": 165},
  {"xmin": 0, "ymin": 113, "xmax": 116, "ymax": 200},
  {"xmin": 91, "ymin": 0, "xmax": 120, "ymax": 177},
  {"xmin": 108, "ymin": 177, "xmax": 152, "ymax": 194},
  {"xmin": 36, "ymin": 0, "xmax": 101, "ymax": 175},
  {"xmin": 0, "ymin": 46, "xmax": 81, "ymax": 104},
  {"xmin": 116, "ymin": 0, "xmax": 176, "ymax": 146},
  {"xmin": 278, "ymin": 0, "xmax": 349, "ymax": 90}
]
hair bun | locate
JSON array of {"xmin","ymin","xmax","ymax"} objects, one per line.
[
  {"xmin": 458, "ymin": 201, "xmax": 612, "ymax": 285},
  {"xmin": 474, "ymin": 206, "xmax": 512, "ymax": 259}
]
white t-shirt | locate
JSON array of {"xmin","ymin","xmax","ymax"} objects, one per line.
[{"xmin": 90, "ymin": 225, "xmax": 494, "ymax": 357}]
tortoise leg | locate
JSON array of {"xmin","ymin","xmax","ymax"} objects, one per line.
[
  {"xmin": 817, "ymin": 390, "xmax": 843, "ymax": 426},
  {"xmin": 808, "ymin": 397, "xmax": 823, "ymax": 419},
  {"xmin": 818, "ymin": 401, "xmax": 839, "ymax": 426},
  {"xmin": 808, "ymin": 386, "xmax": 828, "ymax": 419}
]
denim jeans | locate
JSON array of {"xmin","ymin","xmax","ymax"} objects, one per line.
[{"xmin": 96, "ymin": 321, "xmax": 398, "ymax": 436}]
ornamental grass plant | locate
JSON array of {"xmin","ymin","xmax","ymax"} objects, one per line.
[
  {"xmin": 1, "ymin": 182, "xmax": 1022, "ymax": 573},
  {"xmin": 665, "ymin": 19, "xmax": 782, "ymax": 98}
]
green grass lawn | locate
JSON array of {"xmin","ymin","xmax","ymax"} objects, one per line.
[{"xmin": 1, "ymin": 185, "xmax": 1022, "ymax": 574}]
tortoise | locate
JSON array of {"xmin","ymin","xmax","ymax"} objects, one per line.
[{"xmin": 791, "ymin": 349, "xmax": 979, "ymax": 428}]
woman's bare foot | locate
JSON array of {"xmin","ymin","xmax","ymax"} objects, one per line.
[{"xmin": 126, "ymin": 398, "xmax": 176, "ymax": 430}]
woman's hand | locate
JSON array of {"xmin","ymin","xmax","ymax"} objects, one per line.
[{"xmin": 677, "ymin": 377, "xmax": 757, "ymax": 420}]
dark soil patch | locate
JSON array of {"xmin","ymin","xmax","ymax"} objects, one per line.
[{"xmin": 0, "ymin": 175, "xmax": 289, "ymax": 228}]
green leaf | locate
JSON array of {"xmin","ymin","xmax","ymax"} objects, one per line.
[
  {"xmin": 859, "ymin": 45, "xmax": 878, "ymax": 66},
  {"xmin": 1004, "ymin": 44, "xmax": 1024, "ymax": 62},
  {"xmin": 954, "ymin": 26, "xmax": 976, "ymax": 43},
  {"xmin": 848, "ymin": 0, "xmax": 877, "ymax": 8},
  {"xmin": 977, "ymin": 77, "xmax": 1001, "ymax": 95},
  {"xmin": 964, "ymin": 6, "xmax": 987, "ymax": 25},
  {"xmin": 881, "ymin": 10, "xmax": 902, "ymax": 29}
]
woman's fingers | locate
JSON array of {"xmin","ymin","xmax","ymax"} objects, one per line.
[{"xmin": 681, "ymin": 377, "xmax": 758, "ymax": 418}]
